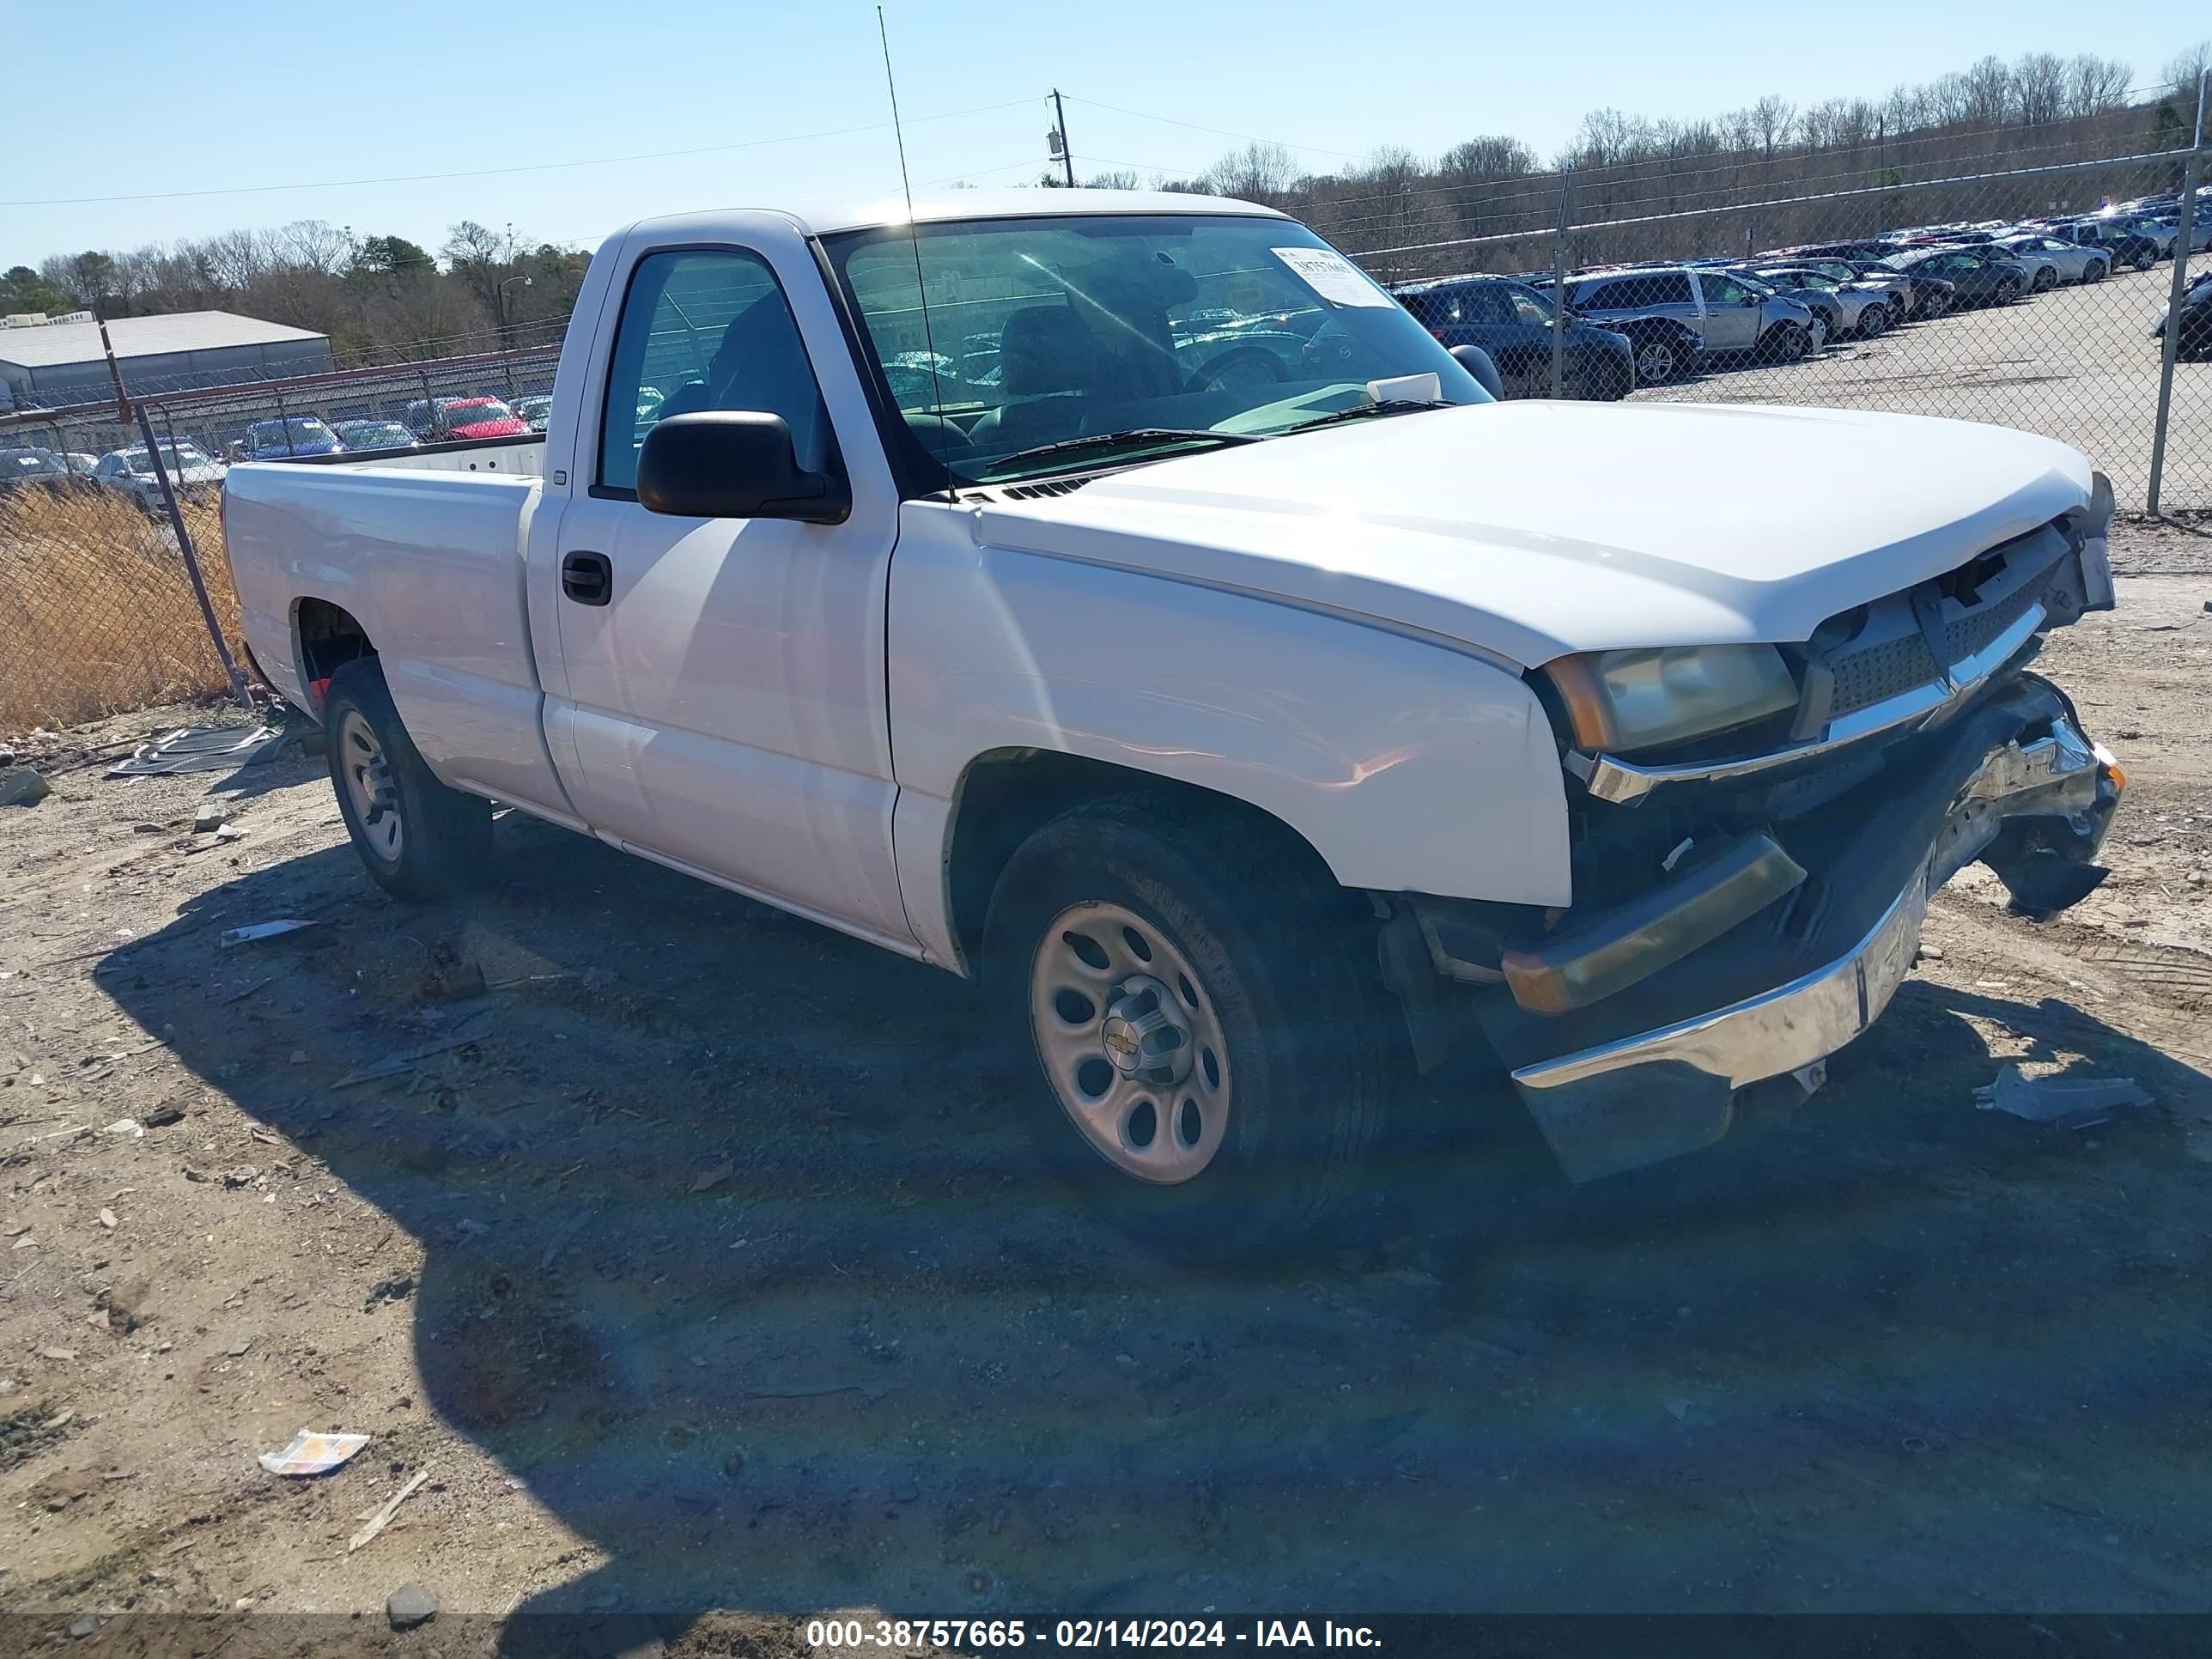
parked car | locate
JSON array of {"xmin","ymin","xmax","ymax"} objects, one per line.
[
  {"xmin": 221, "ymin": 189, "xmax": 2125, "ymax": 1251},
  {"xmin": 2051, "ymin": 218, "xmax": 2161, "ymax": 271},
  {"xmin": 1728, "ymin": 270, "xmax": 1842, "ymax": 349},
  {"xmin": 1840, "ymin": 259, "xmax": 1954, "ymax": 319},
  {"xmin": 2143, "ymin": 214, "xmax": 2212, "ymax": 256},
  {"xmin": 1563, "ymin": 264, "xmax": 1817, "ymax": 365},
  {"xmin": 244, "ymin": 416, "xmax": 344, "ymax": 459},
  {"xmin": 1881, "ymin": 246, "xmax": 2030, "ymax": 308},
  {"xmin": 332, "ymin": 420, "xmax": 418, "ymax": 452},
  {"xmin": 1751, "ymin": 266, "xmax": 1901, "ymax": 338},
  {"xmin": 61, "ymin": 451, "xmax": 98, "ymax": 477},
  {"xmin": 1390, "ymin": 275, "xmax": 1634, "ymax": 399},
  {"xmin": 1765, "ymin": 257, "xmax": 1915, "ymax": 318},
  {"xmin": 0, "ymin": 445, "xmax": 87, "ymax": 499},
  {"xmin": 403, "ymin": 396, "xmax": 531, "ymax": 442},
  {"xmin": 511, "ymin": 396, "xmax": 554, "ymax": 433},
  {"xmin": 1995, "ymin": 234, "xmax": 2109, "ymax": 290},
  {"xmin": 92, "ymin": 441, "xmax": 228, "ymax": 513},
  {"xmin": 2151, "ymin": 270, "xmax": 2212, "ymax": 359}
]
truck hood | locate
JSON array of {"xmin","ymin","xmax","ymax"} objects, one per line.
[{"xmin": 971, "ymin": 400, "xmax": 2093, "ymax": 666}]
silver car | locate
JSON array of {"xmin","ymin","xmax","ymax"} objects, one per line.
[
  {"xmin": 1564, "ymin": 265, "xmax": 1819, "ymax": 364},
  {"xmin": 90, "ymin": 441, "xmax": 228, "ymax": 513},
  {"xmin": 1995, "ymin": 233, "xmax": 2110, "ymax": 289},
  {"xmin": 1752, "ymin": 266, "xmax": 1900, "ymax": 338}
]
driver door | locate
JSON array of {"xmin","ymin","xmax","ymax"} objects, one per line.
[
  {"xmin": 546, "ymin": 242, "xmax": 915, "ymax": 948},
  {"xmin": 1693, "ymin": 272, "xmax": 1763, "ymax": 351}
]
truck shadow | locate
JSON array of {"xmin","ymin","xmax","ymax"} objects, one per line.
[{"xmin": 95, "ymin": 814, "xmax": 2212, "ymax": 1639}]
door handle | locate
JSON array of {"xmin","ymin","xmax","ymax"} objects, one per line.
[{"xmin": 562, "ymin": 550, "xmax": 612, "ymax": 606}]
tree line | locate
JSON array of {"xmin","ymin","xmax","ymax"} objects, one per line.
[{"xmin": 2, "ymin": 220, "xmax": 590, "ymax": 371}]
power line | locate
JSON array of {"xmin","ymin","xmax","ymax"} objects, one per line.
[
  {"xmin": 2, "ymin": 97, "xmax": 1041, "ymax": 209},
  {"xmin": 1059, "ymin": 94, "xmax": 1366, "ymax": 161}
]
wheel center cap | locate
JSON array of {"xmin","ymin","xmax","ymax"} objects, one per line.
[{"xmin": 1100, "ymin": 975, "xmax": 1194, "ymax": 1087}]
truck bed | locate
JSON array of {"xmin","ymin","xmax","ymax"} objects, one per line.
[{"xmin": 223, "ymin": 443, "xmax": 570, "ymax": 817}]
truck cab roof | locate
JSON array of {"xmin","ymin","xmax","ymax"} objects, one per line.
[{"xmin": 620, "ymin": 188, "xmax": 1284, "ymax": 242}]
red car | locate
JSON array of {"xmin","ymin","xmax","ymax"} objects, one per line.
[{"xmin": 405, "ymin": 396, "xmax": 530, "ymax": 442}]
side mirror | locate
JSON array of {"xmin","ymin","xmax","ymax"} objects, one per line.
[
  {"xmin": 1448, "ymin": 343, "xmax": 1504, "ymax": 400},
  {"xmin": 636, "ymin": 411, "xmax": 849, "ymax": 524}
]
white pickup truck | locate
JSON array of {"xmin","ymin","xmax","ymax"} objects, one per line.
[{"xmin": 225, "ymin": 189, "xmax": 2124, "ymax": 1254}]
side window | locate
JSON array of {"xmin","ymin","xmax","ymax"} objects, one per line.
[
  {"xmin": 598, "ymin": 247, "xmax": 830, "ymax": 494},
  {"xmin": 1460, "ymin": 286, "xmax": 1516, "ymax": 325},
  {"xmin": 1698, "ymin": 273, "xmax": 1748, "ymax": 306},
  {"xmin": 1578, "ymin": 280, "xmax": 1622, "ymax": 309},
  {"xmin": 1505, "ymin": 286, "xmax": 1553, "ymax": 326}
]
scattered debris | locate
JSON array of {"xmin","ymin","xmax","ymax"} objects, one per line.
[
  {"xmin": 29, "ymin": 1467, "xmax": 102, "ymax": 1510},
  {"xmin": 101, "ymin": 1279, "xmax": 153, "ymax": 1333},
  {"xmin": 225, "ymin": 1336, "xmax": 252, "ymax": 1358},
  {"xmin": 386, "ymin": 1578, "xmax": 439, "ymax": 1630},
  {"xmin": 218, "ymin": 920, "xmax": 319, "ymax": 949},
  {"xmin": 333, "ymin": 1012, "xmax": 492, "ymax": 1089},
  {"xmin": 0, "ymin": 768, "xmax": 52, "ymax": 808},
  {"xmin": 1915, "ymin": 944, "xmax": 1944, "ymax": 963},
  {"xmin": 416, "ymin": 961, "xmax": 489, "ymax": 1005},
  {"xmin": 258, "ymin": 1427, "xmax": 369, "ymax": 1476},
  {"xmin": 191, "ymin": 800, "xmax": 230, "ymax": 833},
  {"xmin": 222, "ymin": 1166, "xmax": 260, "ymax": 1188},
  {"xmin": 690, "ymin": 1155, "xmax": 734, "ymax": 1194},
  {"xmin": 363, "ymin": 1274, "xmax": 416, "ymax": 1311},
  {"xmin": 143, "ymin": 1102, "xmax": 185, "ymax": 1128},
  {"xmin": 66, "ymin": 1615, "xmax": 98, "ymax": 1639},
  {"xmin": 101, "ymin": 1117, "xmax": 143, "ymax": 1139},
  {"xmin": 1973, "ymin": 1066, "xmax": 2153, "ymax": 1125},
  {"xmin": 97, "ymin": 1208, "xmax": 116, "ymax": 1231},
  {"xmin": 108, "ymin": 724, "xmax": 283, "ymax": 778},
  {"xmin": 40, "ymin": 1348, "xmax": 76, "ymax": 1362},
  {"xmin": 355, "ymin": 1469, "xmax": 434, "ymax": 1554},
  {"xmin": 216, "ymin": 823, "xmax": 248, "ymax": 842}
]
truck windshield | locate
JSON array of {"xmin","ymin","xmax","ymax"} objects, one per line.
[{"xmin": 826, "ymin": 214, "xmax": 1487, "ymax": 483}]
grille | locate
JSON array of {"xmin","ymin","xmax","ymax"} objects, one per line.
[
  {"xmin": 1827, "ymin": 633, "xmax": 1941, "ymax": 718},
  {"xmin": 1943, "ymin": 560, "xmax": 2054, "ymax": 665}
]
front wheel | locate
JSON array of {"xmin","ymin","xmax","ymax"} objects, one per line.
[
  {"xmin": 1857, "ymin": 303, "xmax": 1888, "ymax": 339},
  {"xmin": 1632, "ymin": 334, "xmax": 1685, "ymax": 385},
  {"xmin": 2085, "ymin": 259, "xmax": 2108, "ymax": 283},
  {"xmin": 2032, "ymin": 265, "xmax": 2058, "ymax": 292},
  {"xmin": 1757, "ymin": 323, "xmax": 1808, "ymax": 365},
  {"xmin": 323, "ymin": 657, "xmax": 492, "ymax": 902},
  {"xmin": 984, "ymin": 795, "xmax": 1396, "ymax": 1256}
]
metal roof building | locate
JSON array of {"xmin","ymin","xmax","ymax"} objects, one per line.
[{"xmin": 0, "ymin": 311, "xmax": 334, "ymax": 410}]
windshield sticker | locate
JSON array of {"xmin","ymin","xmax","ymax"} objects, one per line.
[{"xmin": 1271, "ymin": 247, "xmax": 1393, "ymax": 308}]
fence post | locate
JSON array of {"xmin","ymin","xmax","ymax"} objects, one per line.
[
  {"xmin": 135, "ymin": 404, "xmax": 253, "ymax": 712},
  {"xmin": 1550, "ymin": 167, "xmax": 1573, "ymax": 399},
  {"xmin": 2148, "ymin": 70, "xmax": 2207, "ymax": 518}
]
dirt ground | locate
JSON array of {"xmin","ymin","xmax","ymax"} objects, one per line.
[{"xmin": 3, "ymin": 520, "xmax": 2210, "ymax": 1654}]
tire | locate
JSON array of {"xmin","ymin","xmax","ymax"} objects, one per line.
[
  {"xmin": 1632, "ymin": 334, "xmax": 1683, "ymax": 385},
  {"xmin": 2032, "ymin": 265, "xmax": 2057, "ymax": 293},
  {"xmin": 323, "ymin": 656, "xmax": 492, "ymax": 902},
  {"xmin": 1999, "ymin": 277, "xmax": 2024, "ymax": 306},
  {"xmin": 1757, "ymin": 322, "xmax": 1808, "ymax": 365},
  {"xmin": 1856, "ymin": 303, "xmax": 1888, "ymax": 339},
  {"xmin": 2137, "ymin": 250, "xmax": 2158, "ymax": 272},
  {"xmin": 982, "ymin": 793, "xmax": 1397, "ymax": 1256},
  {"xmin": 2086, "ymin": 259, "xmax": 2108, "ymax": 284}
]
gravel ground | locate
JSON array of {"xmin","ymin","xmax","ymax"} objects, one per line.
[{"xmin": 1, "ymin": 521, "xmax": 2209, "ymax": 1653}]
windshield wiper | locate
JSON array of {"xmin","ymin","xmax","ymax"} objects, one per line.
[
  {"xmin": 983, "ymin": 428, "xmax": 1261, "ymax": 477},
  {"xmin": 1279, "ymin": 398, "xmax": 1450, "ymax": 436}
]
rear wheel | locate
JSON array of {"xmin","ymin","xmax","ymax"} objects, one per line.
[
  {"xmin": 323, "ymin": 657, "xmax": 491, "ymax": 902},
  {"xmin": 984, "ymin": 794, "xmax": 1397, "ymax": 1256},
  {"xmin": 2085, "ymin": 258, "xmax": 2108, "ymax": 283},
  {"xmin": 1857, "ymin": 303, "xmax": 1888, "ymax": 338},
  {"xmin": 2137, "ymin": 248, "xmax": 2158, "ymax": 271},
  {"xmin": 2032, "ymin": 264, "xmax": 2057, "ymax": 292}
]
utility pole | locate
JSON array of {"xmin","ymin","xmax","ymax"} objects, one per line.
[
  {"xmin": 2148, "ymin": 67, "xmax": 2207, "ymax": 516},
  {"xmin": 1052, "ymin": 89, "xmax": 1075, "ymax": 187}
]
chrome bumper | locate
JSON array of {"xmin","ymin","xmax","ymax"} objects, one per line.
[{"xmin": 1510, "ymin": 713, "xmax": 2115, "ymax": 1180}]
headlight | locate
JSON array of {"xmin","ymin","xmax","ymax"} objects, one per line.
[{"xmin": 1543, "ymin": 644, "xmax": 1799, "ymax": 752}]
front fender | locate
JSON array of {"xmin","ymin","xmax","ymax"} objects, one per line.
[{"xmin": 887, "ymin": 513, "xmax": 1572, "ymax": 915}]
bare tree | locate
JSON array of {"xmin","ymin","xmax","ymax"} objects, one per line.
[
  {"xmin": 2063, "ymin": 54, "xmax": 2135, "ymax": 118},
  {"xmin": 2162, "ymin": 40, "xmax": 2212, "ymax": 100},
  {"xmin": 2013, "ymin": 52, "xmax": 2069, "ymax": 126},
  {"xmin": 1199, "ymin": 142, "xmax": 1300, "ymax": 204}
]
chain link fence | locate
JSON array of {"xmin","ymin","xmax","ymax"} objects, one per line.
[
  {"xmin": 1354, "ymin": 122, "xmax": 2211, "ymax": 511},
  {"xmin": 0, "ymin": 345, "xmax": 560, "ymax": 732}
]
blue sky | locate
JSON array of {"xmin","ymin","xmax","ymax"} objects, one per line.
[{"xmin": 7, "ymin": 0, "xmax": 2201, "ymax": 265}]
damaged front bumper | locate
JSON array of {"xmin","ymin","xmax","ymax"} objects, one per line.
[{"xmin": 1477, "ymin": 676, "xmax": 2122, "ymax": 1182}]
